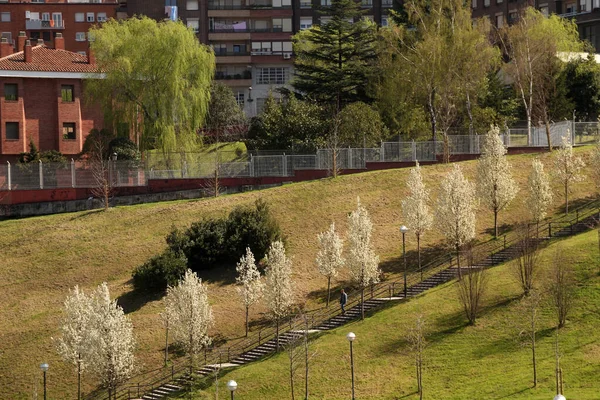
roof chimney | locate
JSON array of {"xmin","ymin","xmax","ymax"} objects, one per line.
[
  {"xmin": 36, "ymin": 38, "xmax": 44, "ymax": 47},
  {"xmin": 54, "ymin": 33, "xmax": 65, "ymax": 50},
  {"xmin": 0, "ymin": 37, "xmax": 13, "ymax": 58},
  {"xmin": 24, "ymin": 40, "xmax": 32, "ymax": 63},
  {"xmin": 87, "ymin": 45, "xmax": 95, "ymax": 65},
  {"xmin": 17, "ymin": 31, "xmax": 26, "ymax": 52}
]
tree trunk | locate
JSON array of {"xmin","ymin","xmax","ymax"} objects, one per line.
[
  {"xmin": 456, "ymin": 244, "xmax": 462, "ymax": 280},
  {"xmin": 360, "ymin": 287, "xmax": 365, "ymax": 320},
  {"xmin": 466, "ymin": 92, "xmax": 474, "ymax": 136},
  {"xmin": 494, "ymin": 209, "xmax": 498, "ymax": 239},
  {"xmin": 544, "ymin": 116, "xmax": 552, "ymax": 152},
  {"xmin": 565, "ymin": 182, "xmax": 569, "ymax": 214},
  {"xmin": 164, "ymin": 326, "xmax": 169, "ymax": 366},
  {"xmin": 417, "ymin": 234, "xmax": 422, "ymax": 282},
  {"xmin": 290, "ymin": 357, "xmax": 295, "ymax": 400},
  {"xmin": 77, "ymin": 356, "xmax": 82, "ymax": 400},
  {"xmin": 276, "ymin": 317, "xmax": 280, "ymax": 351},
  {"xmin": 326, "ymin": 277, "xmax": 331, "ymax": 308},
  {"xmin": 532, "ymin": 336, "xmax": 537, "ymax": 388},
  {"xmin": 304, "ymin": 329, "xmax": 309, "ymax": 400},
  {"xmin": 245, "ymin": 305, "xmax": 249, "ymax": 337}
]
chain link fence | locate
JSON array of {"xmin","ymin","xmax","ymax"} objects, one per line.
[{"xmin": 1, "ymin": 123, "xmax": 597, "ymax": 191}]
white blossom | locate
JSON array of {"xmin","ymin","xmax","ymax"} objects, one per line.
[
  {"xmin": 236, "ymin": 247, "xmax": 264, "ymax": 335},
  {"xmin": 477, "ymin": 126, "xmax": 518, "ymax": 237},
  {"xmin": 264, "ymin": 240, "xmax": 294, "ymax": 321},
  {"xmin": 87, "ymin": 283, "xmax": 136, "ymax": 393},
  {"xmin": 316, "ymin": 223, "xmax": 345, "ymax": 306},
  {"xmin": 347, "ymin": 198, "xmax": 380, "ymax": 289},
  {"xmin": 527, "ymin": 158, "xmax": 553, "ymax": 223},
  {"xmin": 401, "ymin": 161, "xmax": 433, "ymax": 268},
  {"xmin": 55, "ymin": 286, "xmax": 94, "ymax": 377},
  {"xmin": 436, "ymin": 164, "xmax": 477, "ymax": 251},
  {"xmin": 165, "ymin": 270, "xmax": 213, "ymax": 364},
  {"xmin": 553, "ymin": 134, "xmax": 585, "ymax": 213}
]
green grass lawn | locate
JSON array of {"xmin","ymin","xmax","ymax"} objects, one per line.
[
  {"xmin": 0, "ymin": 146, "xmax": 597, "ymax": 399},
  {"xmin": 190, "ymin": 230, "xmax": 600, "ymax": 400}
]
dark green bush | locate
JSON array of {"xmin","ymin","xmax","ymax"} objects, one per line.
[
  {"xmin": 132, "ymin": 250, "xmax": 187, "ymax": 291},
  {"xmin": 167, "ymin": 217, "xmax": 228, "ymax": 268}
]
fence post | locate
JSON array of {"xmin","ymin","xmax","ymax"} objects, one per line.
[
  {"xmin": 348, "ymin": 146, "xmax": 353, "ymax": 169},
  {"xmin": 249, "ymin": 154, "xmax": 254, "ymax": 177},
  {"xmin": 7, "ymin": 161, "xmax": 11, "ymax": 191},
  {"xmin": 380, "ymin": 142, "xmax": 385, "ymax": 162},
  {"xmin": 38, "ymin": 160, "xmax": 43, "ymax": 189},
  {"xmin": 282, "ymin": 153, "xmax": 286, "ymax": 176},
  {"xmin": 412, "ymin": 140, "xmax": 417, "ymax": 161},
  {"xmin": 572, "ymin": 119, "xmax": 576, "ymax": 144},
  {"xmin": 137, "ymin": 383, "xmax": 140, "ymax": 398},
  {"xmin": 71, "ymin": 159, "xmax": 76, "ymax": 188}
]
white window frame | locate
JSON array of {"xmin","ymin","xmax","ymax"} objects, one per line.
[
  {"xmin": 1, "ymin": 12, "xmax": 11, "ymax": 22},
  {"xmin": 87, "ymin": 12, "xmax": 95, "ymax": 23},
  {"xmin": 187, "ymin": 18, "xmax": 200, "ymax": 33},
  {"xmin": 75, "ymin": 12, "xmax": 85, "ymax": 23},
  {"xmin": 75, "ymin": 32, "xmax": 86, "ymax": 42},
  {"xmin": 300, "ymin": 17, "xmax": 313, "ymax": 30},
  {"xmin": 187, "ymin": 0, "xmax": 199, "ymax": 10},
  {"xmin": 97, "ymin": 13, "xmax": 107, "ymax": 22}
]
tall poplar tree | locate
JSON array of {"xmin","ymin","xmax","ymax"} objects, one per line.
[{"xmin": 292, "ymin": 0, "xmax": 378, "ymax": 112}]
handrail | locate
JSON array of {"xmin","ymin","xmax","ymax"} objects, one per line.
[{"xmin": 86, "ymin": 197, "xmax": 600, "ymax": 400}]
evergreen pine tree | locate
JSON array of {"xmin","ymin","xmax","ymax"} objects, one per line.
[{"xmin": 292, "ymin": 0, "xmax": 378, "ymax": 112}]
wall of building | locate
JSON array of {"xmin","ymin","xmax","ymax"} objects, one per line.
[
  {"xmin": 0, "ymin": 1, "xmax": 120, "ymax": 53},
  {"xmin": 0, "ymin": 77, "xmax": 104, "ymax": 161}
]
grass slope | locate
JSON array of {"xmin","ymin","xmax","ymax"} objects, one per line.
[
  {"xmin": 0, "ymin": 147, "xmax": 597, "ymax": 399},
  {"xmin": 190, "ymin": 230, "xmax": 600, "ymax": 399}
]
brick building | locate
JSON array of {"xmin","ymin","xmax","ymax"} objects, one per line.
[
  {"xmin": 0, "ymin": 35, "xmax": 104, "ymax": 162},
  {"xmin": 0, "ymin": 0, "xmax": 125, "ymax": 54},
  {"xmin": 471, "ymin": 0, "xmax": 600, "ymax": 51}
]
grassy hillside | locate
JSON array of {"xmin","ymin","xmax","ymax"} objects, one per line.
[
  {"xmin": 0, "ymin": 146, "xmax": 597, "ymax": 399},
  {"xmin": 189, "ymin": 230, "xmax": 600, "ymax": 399}
]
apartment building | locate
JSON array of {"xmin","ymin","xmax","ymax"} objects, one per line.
[
  {"xmin": 471, "ymin": 0, "xmax": 600, "ymax": 51},
  {"xmin": 0, "ymin": 0, "xmax": 124, "ymax": 54},
  {"xmin": 0, "ymin": 37, "xmax": 103, "ymax": 161},
  {"xmin": 127, "ymin": 0, "xmax": 391, "ymax": 116}
]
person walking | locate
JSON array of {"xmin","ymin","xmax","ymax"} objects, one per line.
[{"xmin": 340, "ymin": 288, "xmax": 348, "ymax": 315}]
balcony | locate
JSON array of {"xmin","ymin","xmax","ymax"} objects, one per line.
[
  {"xmin": 25, "ymin": 20, "xmax": 65, "ymax": 30},
  {"xmin": 209, "ymin": 27, "xmax": 285, "ymax": 33},
  {"xmin": 208, "ymin": 0, "xmax": 292, "ymax": 9},
  {"xmin": 215, "ymin": 71, "xmax": 252, "ymax": 79},
  {"xmin": 214, "ymin": 51, "xmax": 251, "ymax": 56}
]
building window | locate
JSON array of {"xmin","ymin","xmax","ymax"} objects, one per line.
[
  {"xmin": 273, "ymin": 18, "xmax": 283, "ymax": 32},
  {"xmin": 42, "ymin": 13, "xmax": 50, "ymax": 22},
  {"xmin": 187, "ymin": 0, "xmax": 200, "ymax": 10},
  {"xmin": 187, "ymin": 18, "xmax": 200, "ymax": 32},
  {"xmin": 52, "ymin": 12, "xmax": 63, "ymax": 28},
  {"xmin": 320, "ymin": 16, "xmax": 332, "ymax": 25},
  {"xmin": 4, "ymin": 84, "xmax": 18, "ymax": 101},
  {"xmin": 75, "ymin": 32, "xmax": 86, "ymax": 42},
  {"xmin": 382, "ymin": 0, "xmax": 393, "ymax": 7},
  {"xmin": 496, "ymin": 13, "xmax": 504, "ymax": 27},
  {"xmin": 61, "ymin": 85, "xmax": 74, "ymax": 102},
  {"xmin": 300, "ymin": 17, "xmax": 313, "ymax": 30},
  {"xmin": 6, "ymin": 122, "xmax": 19, "ymax": 140},
  {"xmin": 484, "ymin": 0, "xmax": 490, "ymax": 6},
  {"xmin": 361, "ymin": 0, "xmax": 373, "ymax": 6},
  {"xmin": 300, "ymin": 0, "xmax": 312, "ymax": 7},
  {"xmin": 75, "ymin": 13, "xmax": 85, "ymax": 22},
  {"xmin": 235, "ymin": 92, "xmax": 245, "ymax": 107},
  {"xmin": 1, "ymin": 12, "xmax": 11, "ymax": 22},
  {"xmin": 381, "ymin": 16, "xmax": 389, "ymax": 27},
  {"xmin": 1, "ymin": 32, "xmax": 12, "ymax": 43},
  {"xmin": 87, "ymin": 13, "xmax": 95, "ymax": 22},
  {"xmin": 256, "ymin": 67, "xmax": 289, "ymax": 84},
  {"xmin": 508, "ymin": 11, "xmax": 518, "ymax": 23},
  {"xmin": 539, "ymin": 5, "xmax": 549, "ymax": 16},
  {"xmin": 321, "ymin": 0, "xmax": 332, "ymax": 5},
  {"xmin": 497, "ymin": 0, "xmax": 503, "ymax": 4},
  {"xmin": 566, "ymin": 2, "xmax": 577, "ymax": 12},
  {"xmin": 97, "ymin": 13, "xmax": 107, "ymax": 22},
  {"xmin": 62, "ymin": 123, "xmax": 76, "ymax": 140}
]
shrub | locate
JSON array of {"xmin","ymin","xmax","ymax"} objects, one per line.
[
  {"xmin": 167, "ymin": 218, "xmax": 228, "ymax": 268},
  {"xmin": 132, "ymin": 250, "xmax": 187, "ymax": 291}
]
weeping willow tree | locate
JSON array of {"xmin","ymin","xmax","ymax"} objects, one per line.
[{"xmin": 86, "ymin": 17, "xmax": 215, "ymax": 165}]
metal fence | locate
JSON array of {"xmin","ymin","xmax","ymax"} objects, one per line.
[{"xmin": 1, "ymin": 122, "xmax": 597, "ymax": 191}]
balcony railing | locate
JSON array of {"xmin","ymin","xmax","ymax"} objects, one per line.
[
  {"xmin": 209, "ymin": 27, "xmax": 286, "ymax": 33},
  {"xmin": 214, "ymin": 50, "xmax": 251, "ymax": 56},
  {"xmin": 208, "ymin": 1, "xmax": 292, "ymax": 9},
  {"xmin": 25, "ymin": 20, "xmax": 65, "ymax": 30},
  {"xmin": 215, "ymin": 71, "xmax": 252, "ymax": 79}
]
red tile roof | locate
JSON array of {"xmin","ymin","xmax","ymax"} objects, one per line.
[{"xmin": 0, "ymin": 45, "xmax": 98, "ymax": 73}]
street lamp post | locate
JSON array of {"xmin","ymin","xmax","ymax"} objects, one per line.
[
  {"xmin": 40, "ymin": 363, "xmax": 49, "ymax": 400},
  {"xmin": 227, "ymin": 379, "xmax": 238, "ymax": 400},
  {"xmin": 400, "ymin": 226, "xmax": 409, "ymax": 298},
  {"xmin": 346, "ymin": 332, "xmax": 356, "ymax": 400}
]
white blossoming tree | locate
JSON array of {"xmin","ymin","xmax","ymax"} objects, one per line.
[
  {"xmin": 436, "ymin": 165, "xmax": 477, "ymax": 278},
  {"xmin": 87, "ymin": 283, "xmax": 136, "ymax": 400},
  {"xmin": 236, "ymin": 247, "xmax": 264, "ymax": 337},
  {"xmin": 553, "ymin": 135, "xmax": 585, "ymax": 214},
  {"xmin": 527, "ymin": 158, "xmax": 553, "ymax": 228},
  {"xmin": 316, "ymin": 223, "xmax": 344, "ymax": 308},
  {"xmin": 164, "ymin": 269, "xmax": 213, "ymax": 370},
  {"xmin": 477, "ymin": 126, "xmax": 518, "ymax": 238},
  {"xmin": 347, "ymin": 198, "xmax": 380, "ymax": 320},
  {"xmin": 55, "ymin": 286, "xmax": 94, "ymax": 400},
  {"xmin": 401, "ymin": 161, "xmax": 433, "ymax": 273},
  {"xmin": 264, "ymin": 240, "xmax": 294, "ymax": 350}
]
